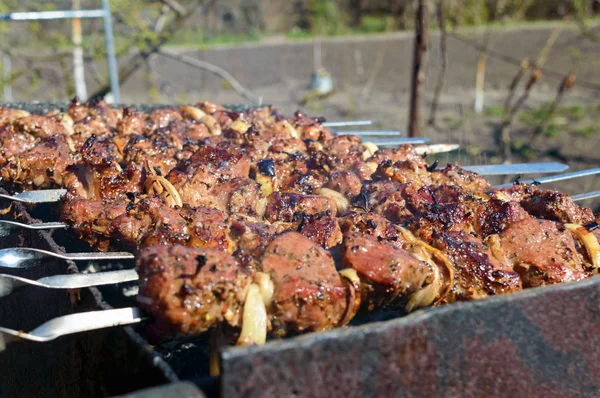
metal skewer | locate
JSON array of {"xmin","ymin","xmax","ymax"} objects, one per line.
[
  {"xmin": 463, "ymin": 162, "xmax": 569, "ymax": 176},
  {"xmin": 368, "ymin": 137, "xmax": 430, "ymax": 146},
  {"xmin": 337, "ymin": 130, "xmax": 402, "ymax": 136},
  {"xmin": 0, "ymin": 269, "xmax": 138, "ymax": 298},
  {"xmin": 572, "ymin": 190, "xmax": 600, "ymax": 202},
  {"xmin": 494, "ymin": 168, "xmax": 600, "ymax": 188},
  {"xmin": 322, "ymin": 120, "xmax": 374, "ymax": 128},
  {"xmin": 0, "ymin": 307, "xmax": 143, "ymax": 348},
  {"xmin": 0, "ymin": 189, "xmax": 66, "ymax": 204},
  {"xmin": 0, "ymin": 248, "xmax": 134, "ymax": 268}
]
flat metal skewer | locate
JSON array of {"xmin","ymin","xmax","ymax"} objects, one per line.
[
  {"xmin": 494, "ymin": 168, "xmax": 600, "ymax": 188},
  {"xmin": 0, "ymin": 269, "xmax": 139, "ymax": 298},
  {"xmin": 464, "ymin": 162, "xmax": 569, "ymax": 176},
  {"xmin": 337, "ymin": 130, "xmax": 402, "ymax": 136},
  {"xmin": 322, "ymin": 120, "xmax": 374, "ymax": 128},
  {"xmin": 572, "ymin": 190, "xmax": 600, "ymax": 202},
  {"xmin": 0, "ymin": 307, "xmax": 143, "ymax": 347},
  {"xmin": 0, "ymin": 189, "xmax": 67, "ymax": 204},
  {"xmin": 0, "ymin": 248, "xmax": 134, "ymax": 268},
  {"xmin": 368, "ymin": 137, "xmax": 430, "ymax": 146}
]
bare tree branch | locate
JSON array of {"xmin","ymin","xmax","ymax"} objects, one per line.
[
  {"xmin": 408, "ymin": 0, "xmax": 429, "ymax": 137},
  {"xmin": 88, "ymin": 0, "xmax": 208, "ymax": 101},
  {"xmin": 160, "ymin": 0, "xmax": 187, "ymax": 17},
  {"xmin": 159, "ymin": 50, "xmax": 262, "ymax": 104}
]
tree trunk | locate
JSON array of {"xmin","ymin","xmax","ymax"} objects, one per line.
[
  {"xmin": 408, "ymin": 0, "xmax": 429, "ymax": 137},
  {"xmin": 349, "ymin": 0, "xmax": 362, "ymax": 27}
]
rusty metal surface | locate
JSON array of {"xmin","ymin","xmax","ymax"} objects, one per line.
[{"xmin": 221, "ymin": 276, "xmax": 600, "ymax": 398}]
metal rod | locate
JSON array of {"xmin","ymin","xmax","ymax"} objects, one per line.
[
  {"xmin": 368, "ymin": 138, "xmax": 430, "ymax": 146},
  {"xmin": 322, "ymin": 120, "xmax": 374, "ymax": 128},
  {"xmin": 494, "ymin": 168, "xmax": 600, "ymax": 188},
  {"xmin": 2, "ymin": 52, "xmax": 12, "ymax": 101},
  {"xmin": 72, "ymin": 0, "xmax": 88, "ymax": 101},
  {"xmin": 572, "ymin": 190, "xmax": 600, "ymax": 202},
  {"xmin": 102, "ymin": 0, "xmax": 120, "ymax": 104},
  {"xmin": 337, "ymin": 130, "xmax": 403, "ymax": 136},
  {"xmin": 0, "ymin": 9, "xmax": 106, "ymax": 21},
  {"xmin": 464, "ymin": 162, "xmax": 568, "ymax": 176}
]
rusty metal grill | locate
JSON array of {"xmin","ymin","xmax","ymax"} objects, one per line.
[{"xmin": 0, "ymin": 102, "xmax": 599, "ymax": 397}]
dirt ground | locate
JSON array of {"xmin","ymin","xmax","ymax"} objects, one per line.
[{"xmin": 5, "ymin": 23, "xmax": 600, "ymax": 210}]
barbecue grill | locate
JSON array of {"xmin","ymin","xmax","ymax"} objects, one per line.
[{"xmin": 0, "ymin": 102, "xmax": 599, "ymax": 398}]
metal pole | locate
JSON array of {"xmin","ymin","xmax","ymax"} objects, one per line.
[
  {"xmin": 72, "ymin": 0, "xmax": 88, "ymax": 101},
  {"xmin": 2, "ymin": 52, "xmax": 12, "ymax": 101},
  {"xmin": 101, "ymin": 0, "xmax": 120, "ymax": 103}
]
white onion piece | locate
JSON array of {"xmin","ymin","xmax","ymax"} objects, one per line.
[
  {"xmin": 180, "ymin": 106, "xmax": 206, "ymax": 121},
  {"xmin": 566, "ymin": 223, "xmax": 600, "ymax": 273},
  {"xmin": 254, "ymin": 272, "xmax": 274, "ymax": 306},
  {"xmin": 237, "ymin": 284, "xmax": 267, "ymax": 346},
  {"xmin": 60, "ymin": 113, "xmax": 75, "ymax": 135},
  {"xmin": 338, "ymin": 268, "xmax": 362, "ymax": 326},
  {"xmin": 145, "ymin": 175, "xmax": 183, "ymax": 207},
  {"xmin": 317, "ymin": 187, "xmax": 349, "ymax": 215},
  {"xmin": 255, "ymin": 173, "xmax": 274, "ymax": 197},
  {"xmin": 201, "ymin": 114, "xmax": 222, "ymax": 136},
  {"xmin": 361, "ymin": 142, "xmax": 379, "ymax": 161},
  {"xmin": 230, "ymin": 119, "xmax": 250, "ymax": 134},
  {"xmin": 8, "ymin": 110, "xmax": 30, "ymax": 122}
]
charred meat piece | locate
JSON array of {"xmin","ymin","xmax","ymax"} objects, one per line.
[
  {"xmin": 372, "ymin": 160, "xmax": 433, "ymax": 187},
  {"xmin": 352, "ymin": 181, "xmax": 413, "ymax": 222},
  {"xmin": 339, "ymin": 211, "xmax": 403, "ymax": 241},
  {"xmin": 180, "ymin": 205, "xmax": 232, "ymax": 252},
  {"xmin": 0, "ymin": 134, "xmax": 72, "ymax": 189},
  {"xmin": 261, "ymin": 232, "xmax": 349, "ymax": 335},
  {"xmin": 110, "ymin": 196, "xmax": 189, "ymax": 249},
  {"xmin": 366, "ymin": 144, "xmax": 427, "ymax": 168},
  {"xmin": 61, "ymin": 198, "xmax": 128, "ymax": 251},
  {"xmin": 0, "ymin": 125, "xmax": 36, "ymax": 165},
  {"xmin": 13, "ymin": 114, "xmax": 66, "ymax": 138},
  {"xmin": 431, "ymin": 231, "xmax": 522, "ymax": 303},
  {"xmin": 324, "ymin": 170, "xmax": 362, "ymax": 199},
  {"xmin": 520, "ymin": 188, "xmax": 595, "ymax": 225},
  {"xmin": 264, "ymin": 192, "xmax": 336, "ymax": 223},
  {"xmin": 495, "ymin": 219, "xmax": 590, "ymax": 287},
  {"xmin": 296, "ymin": 211, "xmax": 342, "ymax": 249},
  {"xmin": 341, "ymin": 232, "xmax": 435, "ymax": 310},
  {"xmin": 207, "ymin": 177, "xmax": 265, "ymax": 217},
  {"xmin": 430, "ymin": 164, "xmax": 491, "ymax": 192},
  {"xmin": 137, "ymin": 245, "xmax": 252, "ymax": 339}
]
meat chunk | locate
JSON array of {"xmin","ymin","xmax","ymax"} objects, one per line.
[
  {"xmin": 137, "ymin": 245, "xmax": 252, "ymax": 339},
  {"xmin": 496, "ymin": 219, "xmax": 590, "ymax": 287},
  {"xmin": 341, "ymin": 232, "xmax": 434, "ymax": 310},
  {"xmin": 60, "ymin": 199, "xmax": 128, "ymax": 251},
  {"xmin": 520, "ymin": 189, "xmax": 595, "ymax": 225},
  {"xmin": 431, "ymin": 164, "xmax": 491, "ymax": 192},
  {"xmin": 0, "ymin": 135, "xmax": 72, "ymax": 189},
  {"xmin": 264, "ymin": 192, "xmax": 336, "ymax": 223},
  {"xmin": 261, "ymin": 232, "xmax": 349, "ymax": 335},
  {"xmin": 431, "ymin": 231, "xmax": 522, "ymax": 303},
  {"xmin": 13, "ymin": 115, "xmax": 66, "ymax": 138},
  {"xmin": 297, "ymin": 212, "xmax": 342, "ymax": 249}
]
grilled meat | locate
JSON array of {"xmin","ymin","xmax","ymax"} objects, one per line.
[
  {"xmin": 137, "ymin": 245, "xmax": 253, "ymax": 339},
  {"xmin": 260, "ymin": 232, "xmax": 349, "ymax": 335},
  {"xmin": 2, "ymin": 100, "xmax": 599, "ymax": 344}
]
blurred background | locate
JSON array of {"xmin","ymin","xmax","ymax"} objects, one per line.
[{"xmin": 0, "ymin": 0, "xmax": 599, "ymax": 205}]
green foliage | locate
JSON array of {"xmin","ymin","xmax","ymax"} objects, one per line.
[
  {"xmin": 484, "ymin": 106, "xmax": 505, "ymax": 117},
  {"xmin": 574, "ymin": 125, "xmax": 599, "ymax": 136}
]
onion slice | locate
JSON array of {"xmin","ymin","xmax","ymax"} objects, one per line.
[
  {"xmin": 145, "ymin": 175, "xmax": 183, "ymax": 207},
  {"xmin": 237, "ymin": 283, "xmax": 268, "ymax": 346},
  {"xmin": 361, "ymin": 142, "xmax": 379, "ymax": 161},
  {"xmin": 317, "ymin": 187, "xmax": 350, "ymax": 215},
  {"xmin": 338, "ymin": 268, "xmax": 362, "ymax": 326},
  {"xmin": 566, "ymin": 223, "xmax": 600, "ymax": 273}
]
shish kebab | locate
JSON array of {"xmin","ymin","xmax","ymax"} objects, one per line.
[{"xmin": 0, "ymin": 100, "xmax": 598, "ymax": 350}]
